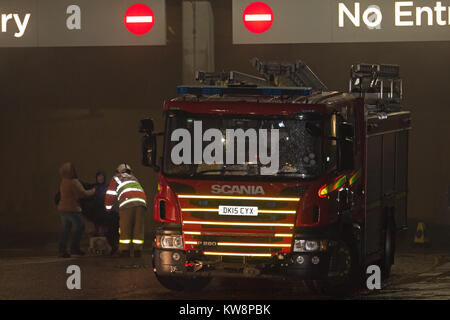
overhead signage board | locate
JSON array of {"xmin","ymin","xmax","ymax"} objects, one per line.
[
  {"xmin": 233, "ymin": 0, "xmax": 450, "ymax": 44},
  {"xmin": 0, "ymin": 0, "xmax": 166, "ymax": 47}
]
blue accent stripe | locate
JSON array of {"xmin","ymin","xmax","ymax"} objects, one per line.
[{"xmin": 177, "ymin": 86, "xmax": 311, "ymax": 97}]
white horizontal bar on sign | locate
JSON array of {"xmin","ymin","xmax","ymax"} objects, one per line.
[
  {"xmin": 244, "ymin": 14, "xmax": 272, "ymax": 22},
  {"xmin": 126, "ymin": 16, "xmax": 153, "ymax": 23}
]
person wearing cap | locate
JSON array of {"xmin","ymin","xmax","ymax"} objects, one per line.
[{"xmin": 104, "ymin": 164, "xmax": 147, "ymax": 257}]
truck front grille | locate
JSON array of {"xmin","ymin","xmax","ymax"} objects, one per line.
[{"xmin": 178, "ymin": 194, "xmax": 300, "ymax": 257}]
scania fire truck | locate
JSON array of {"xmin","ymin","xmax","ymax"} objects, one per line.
[{"xmin": 139, "ymin": 59, "xmax": 411, "ymax": 293}]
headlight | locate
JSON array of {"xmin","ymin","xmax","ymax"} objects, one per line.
[
  {"xmin": 305, "ymin": 240, "xmax": 319, "ymax": 251},
  {"xmin": 158, "ymin": 235, "xmax": 183, "ymax": 249},
  {"xmin": 293, "ymin": 239, "xmax": 326, "ymax": 252},
  {"xmin": 294, "ymin": 239, "xmax": 306, "ymax": 252}
]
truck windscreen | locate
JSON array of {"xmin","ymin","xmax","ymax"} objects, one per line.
[{"xmin": 163, "ymin": 113, "xmax": 327, "ymax": 180}]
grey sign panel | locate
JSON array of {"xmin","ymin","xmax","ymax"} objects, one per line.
[
  {"xmin": 233, "ymin": 0, "xmax": 450, "ymax": 44},
  {"xmin": 0, "ymin": 0, "xmax": 38, "ymax": 47},
  {"xmin": 0, "ymin": 0, "xmax": 166, "ymax": 47},
  {"xmin": 233, "ymin": 0, "xmax": 332, "ymax": 44}
]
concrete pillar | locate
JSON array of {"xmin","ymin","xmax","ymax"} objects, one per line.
[{"xmin": 182, "ymin": 1, "xmax": 215, "ymax": 84}]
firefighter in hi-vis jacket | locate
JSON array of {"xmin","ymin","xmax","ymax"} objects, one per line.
[{"xmin": 105, "ymin": 164, "xmax": 147, "ymax": 258}]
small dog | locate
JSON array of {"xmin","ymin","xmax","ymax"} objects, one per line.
[{"xmin": 88, "ymin": 236, "xmax": 112, "ymax": 255}]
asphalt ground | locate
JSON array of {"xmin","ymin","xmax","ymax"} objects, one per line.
[{"xmin": 0, "ymin": 246, "xmax": 448, "ymax": 300}]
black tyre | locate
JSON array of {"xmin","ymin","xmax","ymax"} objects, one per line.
[
  {"xmin": 381, "ymin": 218, "xmax": 396, "ymax": 278},
  {"xmin": 304, "ymin": 239, "xmax": 360, "ymax": 296},
  {"xmin": 155, "ymin": 274, "xmax": 211, "ymax": 291}
]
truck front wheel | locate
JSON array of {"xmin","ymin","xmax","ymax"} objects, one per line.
[
  {"xmin": 304, "ymin": 239, "xmax": 359, "ymax": 296},
  {"xmin": 381, "ymin": 217, "xmax": 396, "ymax": 278}
]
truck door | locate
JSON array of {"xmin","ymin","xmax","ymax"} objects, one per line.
[
  {"xmin": 383, "ymin": 133, "xmax": 396, "ymax": 200},
  {"xmin": 365, "ymin": 133, "xmax": 384, "ymax": 255},
  {"xmin": 394, "ymin": 130, "xmax": 409, "ymax": 230}
]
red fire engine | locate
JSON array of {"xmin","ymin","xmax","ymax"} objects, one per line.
[{"xmin": 139, "ymin": 59, "xmax": 411, "ymax": 293}]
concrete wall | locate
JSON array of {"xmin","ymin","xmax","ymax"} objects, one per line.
[
  {"xmin": 0, "ymin": 0, "xmax": 182, "ymax": 240},
  {"xmin": 182, "ymin": 1, "xmax": 215, "ymax": 83},
  {"xmin": 0, "ymin": 0, "xmax": 448, "ymax": 245}
]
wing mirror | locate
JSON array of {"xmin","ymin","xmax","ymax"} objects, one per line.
[{"xmin": 139, "ymin": 118, "xmax": 159, "ymax": 170}]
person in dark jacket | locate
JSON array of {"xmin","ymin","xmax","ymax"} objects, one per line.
[
  {"xmin": 94, "ymin": 171, "xmax": 107, "ymax": 205},
  {"xmin": 92, "ymin": 171, "xmax": 119, "ymax": 254},
  {"xmin": 90, "ymin": 171, "xmax": 109, "ymax": 232},
  {"xmin": 80, "ymin": 171, "xmax": 119, "ymax": 254}
]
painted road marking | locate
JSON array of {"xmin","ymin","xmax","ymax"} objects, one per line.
[{"xmin": 419, "ymin": 272, "xmax": 443, "ymax": 277}]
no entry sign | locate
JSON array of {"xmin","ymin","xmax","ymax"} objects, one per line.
[
  {"xmin": 124, "ymin": 4, "xmax": 155, "ymax": 35},
  {"xmin": 234, "ymin": 0, "xmax": 450, "ymax": 44},
  {"xmin": 242, "ymin": 2, "xmax": 273, "ymax": 34}
]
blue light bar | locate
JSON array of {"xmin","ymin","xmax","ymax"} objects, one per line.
[{"xmin": 177, "ymin": 86, "xmax": 312, "ymax": 97}]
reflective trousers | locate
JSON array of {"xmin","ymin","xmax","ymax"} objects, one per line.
[{"xmin": 118, "ymin": 206, "xmax": 146, "ymax": 251}]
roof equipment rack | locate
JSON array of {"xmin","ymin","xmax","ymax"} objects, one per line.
[
  {"xmin": 251, "ymin": 58, "xmax": 328, "ymax": 92},
  {"xmin": 350, "ymin": 63, "xmax": 402, "ymax": 103}
]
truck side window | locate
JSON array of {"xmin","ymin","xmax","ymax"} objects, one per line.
[
  {"xmin": 340, "ymin": 105, "xmax": 356, "ymax": 137},
  {"xmin": 324, "ymin": 110, "xmax": 355, "ymax": 171},
  {"xmin": 325, "ymin": 114, "xmax": 338, "ymax": 171}
]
